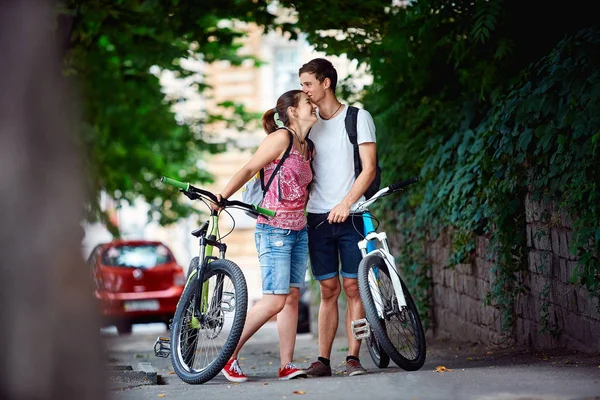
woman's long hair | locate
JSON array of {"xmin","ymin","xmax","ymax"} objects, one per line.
[{"xmin": 261, "ymin": 89, "xmax": 304, "ymax": 134}]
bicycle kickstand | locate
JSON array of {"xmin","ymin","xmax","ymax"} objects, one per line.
[{"xmin": 351, "ymin": 318, "xmax": 371, "ymax": 340}]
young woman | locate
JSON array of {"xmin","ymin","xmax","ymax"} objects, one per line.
[{"xmin": 212, "ymin": 89, "xmax": 317, "ymax": 381}]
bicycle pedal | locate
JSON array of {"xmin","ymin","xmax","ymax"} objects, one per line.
[
  {"xmin": 351, "ymin": 318, "xmax": 371, "ymax": 340},
  {"xmin": 153, "ymin": 336, "xmax": 171, "ymax": 358},
  {"xmin": 221, "ymin": 291, "xmax": 236, "ymax": 312}
]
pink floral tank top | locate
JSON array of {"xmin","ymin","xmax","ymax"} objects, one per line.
[{"xmin": 256, "ymin": 146, "xmax": 313, "ymax": 230}]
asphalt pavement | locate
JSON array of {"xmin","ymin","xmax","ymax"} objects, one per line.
[{"xmin": 103, "ymin": 322, "xmax": 600, "ymax": 400}]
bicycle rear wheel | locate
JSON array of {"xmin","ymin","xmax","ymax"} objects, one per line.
[
  {"xmin": 170, "ymin": 259, "xmax": 248, "ymax": 384},
  {"xmin": 358, "ymin": 254, "xmax": 426, "ymax": 371}
]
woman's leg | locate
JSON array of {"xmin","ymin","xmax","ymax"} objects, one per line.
[
  {"xmin": 231, "ymin": 224, "xmax": 293, "ymax": 359},
  {"xmin": 276, "ymin": 288, "xmax": 300, "ymax": 368},
  {"xmin": 276, "ymin": 227, "xmax": 309, "ymax": 368},
  {"xmin": 231, "ymin": 294, "xmax": 286, "ymax": 359}
]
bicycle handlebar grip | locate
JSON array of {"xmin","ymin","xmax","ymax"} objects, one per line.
[
  {"xmin": 255, "ymin": 205, "xmax": 276, "ymax": 218},
  {"xmin": 389, "ymin": 176, "xmax": 419, "ymax": 191},
  {"xmin": 161, "ymin": 176, "xmax": 190, "ymax": 191}
]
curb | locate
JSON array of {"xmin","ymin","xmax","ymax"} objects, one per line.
[
  {"xmin": 138, "ymin": 362, "xmax": 158, "ymax": 384},
  {"xmin": 107, "ymin": 362, "xmax": 159, "ymax": 390}
]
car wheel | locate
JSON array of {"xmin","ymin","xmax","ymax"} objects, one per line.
[{"xmin": 116, "ymin": 321, "xmax": 132, "ymax": 335}]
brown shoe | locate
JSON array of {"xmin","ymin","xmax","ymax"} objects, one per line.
[
  {"xmin": 345, "ymin": 359, "xmax": 367, "ymax": 376},
  {"xmin": 305, "ymin": 360, "xmax": 332, "ymax": 377}
]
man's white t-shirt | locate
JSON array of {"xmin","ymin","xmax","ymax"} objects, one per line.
[{"xmin": 306, "ymin": 105, "xmax": 377, "ymax": 214}]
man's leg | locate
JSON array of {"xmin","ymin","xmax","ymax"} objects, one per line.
[
  {"xmin": 338, "ymin": 215, "xmax": 368, "ymax": 375},
  {"xmin": 317, "ymin": 277, "xmax": 342, "ymax": 359},
  {"xmin": 306, "ymin": 213, "xmax": 338, "ymax": 376},
  {"xmin": 343, "ymin": 277, "xmax": 365, "ymax": 357}
]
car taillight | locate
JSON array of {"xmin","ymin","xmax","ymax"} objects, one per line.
[{"xmin": 174, "ymin": 271, "xmax": 185, "ymax": 287}]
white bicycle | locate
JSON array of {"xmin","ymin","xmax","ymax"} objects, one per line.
[{"xmin": 351, "ymin": 177, "xmax": 426, "ymax": 371}]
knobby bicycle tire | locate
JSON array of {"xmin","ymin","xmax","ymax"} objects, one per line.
[
  {"xmin": 170, "ymin": 258, "xmax": 248, "ymax": 384},
  {"xmin": 358, "ymin": 254, "xmax": 426, "ymax": 371},
  {"xmin": 367, "ymin": 330, "xmax": 390, "ymax": 368}
]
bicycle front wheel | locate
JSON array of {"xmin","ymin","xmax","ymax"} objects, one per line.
[
  {"xmin": 366, "ymin": 330, "xmax": 390, "ymax": 368},
  {"xmin": 170, "ymin": 259, "xmax": 248, "ymax": 384},
  {"xmin": 358, "ymin": 254, "xmax": 426, "ymax": 371}
]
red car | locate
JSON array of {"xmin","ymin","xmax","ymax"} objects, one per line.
[{"xmin": 88, "ymin": 240, "xmax": 185, "ymax": 334}]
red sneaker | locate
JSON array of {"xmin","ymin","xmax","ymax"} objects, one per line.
[
  {"xmin": 222, "ymin": 358, "xmax": 248, "ymax": 382},
  {"xmin": 278, "ymin": 362, "xmax": 308, "ymax": 380}
]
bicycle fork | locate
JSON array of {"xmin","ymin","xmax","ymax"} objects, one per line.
[{"xmin": 352, "ymin": 230, "xmax": 408, "ymax": 341}]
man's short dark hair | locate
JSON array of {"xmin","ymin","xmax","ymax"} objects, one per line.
[{"xmin": 299, "ymin": 58, "xmax": 338, "ymax": 92}]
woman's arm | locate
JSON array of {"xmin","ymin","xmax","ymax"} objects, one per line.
[{"xmin": 220, "ymin": 129, "xmax": 289, "ymax": 199}]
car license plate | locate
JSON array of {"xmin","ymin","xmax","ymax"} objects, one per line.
[{"xmin": 124, "ymin": 300, "xmax": 159, "ymax": 311}]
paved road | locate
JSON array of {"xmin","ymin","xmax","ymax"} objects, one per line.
[{"xmin": 104, "ymin": 323, "xmax": 600, "ymax": 400}]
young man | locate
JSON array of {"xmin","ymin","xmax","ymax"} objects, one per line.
[{"xmin": 299, "ymin": 58, "xmax": 377, "ymax": 376}]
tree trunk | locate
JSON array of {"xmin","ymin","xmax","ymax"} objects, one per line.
[{"xmin": 0, "ymin": 1, "xmax": 106, "ymax": 399}]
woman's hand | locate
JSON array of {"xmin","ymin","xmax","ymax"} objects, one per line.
[{"xmin": 209, "ymin": 194, "xmax": 226, "ymax": 212}]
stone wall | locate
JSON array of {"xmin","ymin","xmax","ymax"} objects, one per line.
[
  {"xmin": 427, "ymin": 231, "xmax": 505, "ymax": 345},
  {"xmin": 424, "ymin": 194, "xmax": 600, "ymax": 352}
]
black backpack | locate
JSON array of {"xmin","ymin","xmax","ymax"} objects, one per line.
[{"xmin": 345, "ymin": 106, "xmax": 381, "ymax": 200}]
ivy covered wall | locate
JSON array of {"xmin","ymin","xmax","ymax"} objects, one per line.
[
  {"xmin": 280, "ymin": 0, "xmax": 598, "ymax": 349},
  {"xmin": 422, "ymin": 196, "xmax": 600, "ymax": 352},
  {"xmin": 384, "ymin": 27, "xmax": 600, "ymax": 351}
]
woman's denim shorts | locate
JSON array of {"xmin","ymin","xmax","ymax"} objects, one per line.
[{"xmin": 254, "ymin": 223, "xmax": 308, "ymax": 295}]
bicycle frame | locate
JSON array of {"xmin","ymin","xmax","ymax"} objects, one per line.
[
  {"xmin": 354, "ymin": 177, "xmax": 426, "ymax": 371},
  {"xmin": 154, "ymin": 176, "xmax": 275, "ymax": 374},
  {"xmin": 356, "ymin": 187, "xmax": 410, "ymax": 319}
]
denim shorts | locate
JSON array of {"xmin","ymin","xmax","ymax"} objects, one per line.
[
  {"xmin": 254, "ymin": 224, "xmax": 309, "ymax": 295},
  {"xmin": 307, "ymin": 213, "xmax": 364, "ymax": 280}
]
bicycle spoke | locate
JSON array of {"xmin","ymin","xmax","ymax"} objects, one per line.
[
  {"xmin": 368, "ymin": 266, "xmax": 421, "ymax": 363},
  {"xmin": 174, "ymin": 269, "xmax": 240, "ymax": 374}
]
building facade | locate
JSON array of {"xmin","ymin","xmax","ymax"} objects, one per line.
[{"xmin": 83, "ymin": 22, "xmax": 369, "ymax": 305}]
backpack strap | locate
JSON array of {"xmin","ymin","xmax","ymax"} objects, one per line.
[
  {"xmin": 306, "ymin": 137, "xmax": 316, "ymax": 175},
  {"xmin": 306, "ymin": 137, "xmax": 315, "ymax": 162},
  {"xmin": 345, "ymin": 106, "xmax": 361, "ymax": 179},
  {"xmin": 262, "ymin": 129, "xmax": 293, "ymax": 195}
]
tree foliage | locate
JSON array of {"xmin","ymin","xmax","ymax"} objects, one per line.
[
  {"xmin": 56, "ymin": 0, "xmax": 599, "ymax": 336},
  {"xmin": 280, "ymin": 0, "xmax": 599, "ymax": 334},
  {"xmin": 56, "ymin": 0, "xmax": 282, "ymax": 233}
]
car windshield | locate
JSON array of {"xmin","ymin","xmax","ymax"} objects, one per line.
[{"xmin": 102, "ymin": 244, "xmax": 172, "ymax": 269}]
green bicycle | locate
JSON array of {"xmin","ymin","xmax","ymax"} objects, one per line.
[{"xmin": 153, "ymin": 177, "xmax": 274, "ymax": 384}]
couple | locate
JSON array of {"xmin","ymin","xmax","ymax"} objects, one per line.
[{"xmin": 214, "ymin": 58, "xmax": 378, "ymax": 382}]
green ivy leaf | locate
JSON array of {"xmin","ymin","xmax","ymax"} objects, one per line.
[
  {"xmin": 518, "ymin": 128, "xmax": 533, "ymax": 151},
  {"xmin": 535, "ymin": 132, "xmax": 553, "ymax": 155}
]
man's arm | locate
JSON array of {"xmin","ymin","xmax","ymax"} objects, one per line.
[{"xmin": 328, "ymin": 142, "xmax": 377, "ymax": 223}]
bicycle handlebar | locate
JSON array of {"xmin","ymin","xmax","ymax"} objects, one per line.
[
  {"xmin": 388, "ymin": 176, "xmax": 419, "ymax": 191},
  {"xmin": 162, "ymin": 176, "xmax": 190, "ymax": 191},
  {"xmin": 160, "ymin": 176, "xmax": 276, "ymax": 218},
  {"xmin": 355, "ymin": 176, "xmax": 420, "ymax": 211}
]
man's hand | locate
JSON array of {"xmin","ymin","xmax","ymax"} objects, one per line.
[{"xmin": 328, "ymin": 200, "xmax": 351, "ymax": 223}]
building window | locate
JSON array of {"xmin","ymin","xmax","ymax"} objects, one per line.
[{"xmin": 274, "ymin": 47, "xmax": 301, "ymax": 97}]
